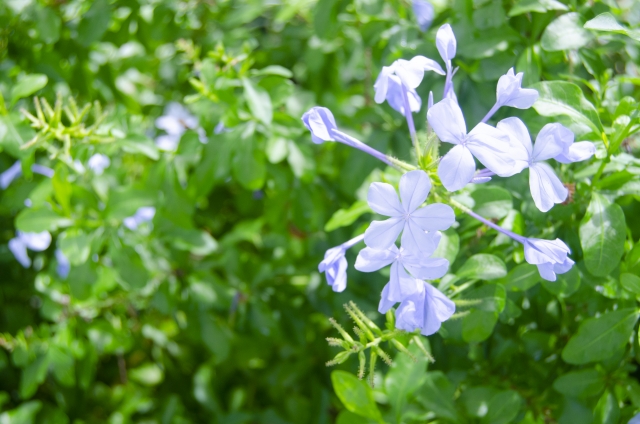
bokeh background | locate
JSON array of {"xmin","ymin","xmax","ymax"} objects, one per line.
[{"xmin": 1, "ymin": 0, "xmax": 640, "ymax": 423}]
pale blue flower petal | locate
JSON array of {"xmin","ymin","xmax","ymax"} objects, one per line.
[
  {"xmin": 401, "ymin": 220, "xmax": 438, "ymax": 257},
  {"xmin": 427, "ymin": 98, "xmax": 466, "ymax": 145},
  {"xmin": 327, "ymin": 256, "xmax": 348, "ymax": 292},
  {"xmin": 19, "ymin": 231, "xmax": 52, "ymax": 251},
  {"xmin": 404, "ymin": 256, "xmax": 449, "ymax": 280},
  {"xmin": 532, "ymin": 123, "xmax": 568, "ymax": 162},
  {"xmin": 378, "ymin": 283, "xmax": 395, "ymax": 314},
  {"xmin": 389, "ymin": 78, "xmax": 422, "ymax": 114},
  {"xmin": 412, "ymin": 0, "xmax": 434, "ymax": 32},
  {"xmin": 56, "ymin": 249, "xmax": 70, "ymax": 279},
  {"xmin": 438, "ymin": 144, "xmax": 475, "ymax": 192},
  {"xmin": 436, "ymin": 24, "xmax": 456, "ymax": 63},
  {"xmin": 466, "ymin": 123, "xmax": 515, "ymax": 177},
  {"xmin": 555, "ymin": 141, "xmax": 595, "ymax": 164},
  {"xmin": 524, "ymin": 238, "xmax": 573, "ymax": 281},
  {"xmin": 9, "ymin": 238, "xmax": 30, "ymax": 268},
  {"xmin": 421, "ymin": 282, "xmax": 455, "ymax": 335},
  {"xmin": 529, "ymin": 162, "xmax": 568, "ymax": 212},
  {"xmin": 496, "ymin": 68, "xmax": 538, "ymax": 109},
  {"xmin": 410, "ymin": 203, "xmax": 455, "ymax": 231},
  {"xmin": 0, "ymin": 161, "xmax": 23, "ymax": 189},
  {"xmin": 374, "ymin": 66, "xmax": 394, "ymax": 104},
  {"xmin": 301, "ymin": 107, "xmax": 338, "ymax": 144},
  {"xmin": 364, "ymin": 218, "xmax": 404, "ymax": 250},
  {"xmin": 388, "ymin": 261, "xmax": 421, "ymax": 302},
  {"xmin": 367, "ymin": 182, "xmax": 403, "ymax": 216},
  {"xmin": 355, "ymin": 246, "xmax": 398, "ymax": 272},
  {"xmin": 399, "ymin": 170, "xmax": 431, "ymax": 214},
  {"xmin": 88, "ymin": 154, "xmax": 111, "ymax": 175},
  {"xmin": 496, "ymin": 117, "xmax": 532, "ymax": 172}
]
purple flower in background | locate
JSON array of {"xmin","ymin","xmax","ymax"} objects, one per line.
[
  {"xmin": 524, "ymin": 238, "xmax": 574, "ymax": 281},
  {"xmin": 88, "ymin": 154, "xmax": 111, "ymax": 175},
  {"xmin": 436, "ymin": 24, "xmax": 457, "ymax": 100},
  {"xmin": 318, "ymin": 234, "xmax": 364, "ymax": 292},
  {"xmin": 412, "ymin": 0, "xmax": 434, "ymax": 32},
  {"xmin": 56, "ymin": 249, "xmax": 70, "ymax": 279},
  {"xmin": 427, "ymin": 98, "xmax": 514, "ymax": 192},
  {"xmin": 482, "ymin": 68, "xmax": 539, "ymax": 122},
  {"xmin": 379, "ymin": 279, "xmax": 455, "ymax": 336},
  {"xmin": 355, "ymin": 239, "xmax": 449, "ymax": 302},
  {"xmin": 497, "ymin": 118, "xmax": 569, "ymax": 212},
  {"xmin": 124, "ymin": 206, "xmax": 156, "ymax": 230},
  {"xmin": 8, "ymin": 231, "xmax": 52, "ymax": 268},
  {"xmin": 363, "ymin": 170, "xmax": 455, "ymax": 254},
  {"xmin": 0, "ymin": 161, "xmax": 54, "ymax": 189},
  {"xmin": 155, "ymin": 103, "xmax": 207, "ymax": 151}
]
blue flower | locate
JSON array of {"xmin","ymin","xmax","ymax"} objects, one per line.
[
  {"xmin": 362, "ymin": 170, "xmax": 455, "ymax": 254},
  {"xmin": 412, "ymin": 0, "xmax": 434, "ymax": 32},
  {"xmin": 379, "ymin": 279, "xmax": 455, "ymax": 336},
  {"xmin": 427, "ymin": 98, "xmax": 515, "ymax": 192},
  {"xmin": 8, "ymin": 231, "xmax": 52, "ymax": 268}
]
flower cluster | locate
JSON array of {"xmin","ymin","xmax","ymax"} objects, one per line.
[{"xmin": 302, "ymin": 24, "xmax": 594, "ymax": 337}]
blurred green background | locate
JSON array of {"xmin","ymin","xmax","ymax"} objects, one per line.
[{"xmin": 1, "ymin": 0, "xmax": 640, "ymax": 423}]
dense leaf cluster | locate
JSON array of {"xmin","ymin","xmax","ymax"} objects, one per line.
[{"xmin": 0, "ymin": 0, "xmax": 639, "ymax": 423}]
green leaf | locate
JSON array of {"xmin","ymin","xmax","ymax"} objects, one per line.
[
  {"xmin": 541, "ymin": 13, "xmax": 592, "ymax": 52},
  {"xmin": 481, "ymin": 390, "xmax": 523, "ymax": 424},
  {"xmin": 561, "ymin": 308, "xmax": 639, "ymax": 364},
  {"xmin": 594, "ymin": 390, "xmax": 620, "ymax": 424},
  {"xmin": 242, "ymin": 78, "xmax": 273, "ymax": 126},
  {"xmin": 542, "ymin": 266, "xmax": 580, "ymax": 298},
  {"xmin": 532, "ymin": 81, "xmax": 603, "ymax": 134},
  {"xmin": 20, "ymin": 355, "xmax": 50, "ymax": 399},
  {"xmin": 385, "ymin": 343, "xmax": 429, "ymax": 421},
  {"xmin": 164, "ymin": 227, "xmax": 218, "ymax": 256},
  {"xmin": 584, "ymin": 13, "xmax": 640, "ymax": 42},
  {"xmin": 15, "ymin": 208, "xmax": 72, "ymax": 232},
  {"xmin": 416, "ymin": 371, "xmax": 459, "ymax": 422},
  {"xmin": 433, "ymin": 228, "xmax": 459, "ymax": 265},
  {"xmin": 129, "ymin": 363, "xmax": 164, "ymax": 386},
  {"xmin": 463, "ymin": 310, "xmax": 499, "ymax": 343},
  {"xmin": 553, "ymin": 369, "xmax": 604, "ymax": 399},
  {"xmin": 579, "ymin": 193, "xmax": 626, "ymax": 277},
  {"xmin": 464, "ymin": 284, "xmax": 507, "ymax": 313},
  {"xmin": 325, "ymin": 201, "xmax": 369, "ymax": 232},
  {"xmin": 508, "ymin": 0, "xmax": 567, "ymax": 17},
  {"xmin": 471, "ymin": 186, "xmax": 512, "ymax": 220},
  {"xmin": 232, "ymin": 136, "xmax": 266, "ymax": 191},
  {"xmin": 59, "ymin": 229, "xmax": 91, "ymax": 266},
  {"xmin": 11, "ymin": 74, "xmax": 48, "ymax": 105},
  {"xmin": 503, "ymin": 263, "xmax": 540, "ymax": 292},
  {"xmin": 331, "ymin": 371, "xmax": 383, "ymax": 422},
  {"xmin": 119, "ymin": 134, "xmax": 160, "ymax": 160},
  {"xmin": 457, "ymin": 254, "xmax": 507, "ymax": 280},
  {"xmin": 77, "ymin": 0, "xmax": 112, "ymax": 47},
  {"xmin": 52, "ymin": 164, "xmax": 71, "ymax": 213},
  {"xmin": 0, "ymin": 401, "xmax": 42, "ymax": 424},
  {"xmin": 251, "ymin": 65, "xmax": 293, "ymax": 78},
  {"xmin": 621, "ymin": 273, "xmax": 640, "ymax": 294}
]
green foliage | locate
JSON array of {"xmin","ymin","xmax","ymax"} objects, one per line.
[{"xmin": 0, "ymin": 0, "xmax": 639, "ymax": 423}]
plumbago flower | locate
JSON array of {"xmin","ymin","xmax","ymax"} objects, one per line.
[
  {"xmin": 427, "ymin": 98, "xmax": 515, "ymax": 192},
  {"xmin": 155, "ymin": 102, "xmax": 207, "ymax": 151},
  {"xmin": 412, "ymin": 0, "xmax": 434, "ymax": 32},
  {"xmin": 318, "ymin": 234, "xmax": 364, "ymax": 292},
  {"xmin": 497, "ymin": 118, "xmax": 595, "ymax": 212},
  {"xmin": 363, "ymin": 170, "xmax": 454, "ymax": 254},
  {"xmin": 302, "ymin": 23, "xmax": 591, "ymax": 350},
  {"xmin": 9, "ymin": 231, "xmax": 52, "ymax": 268}
]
